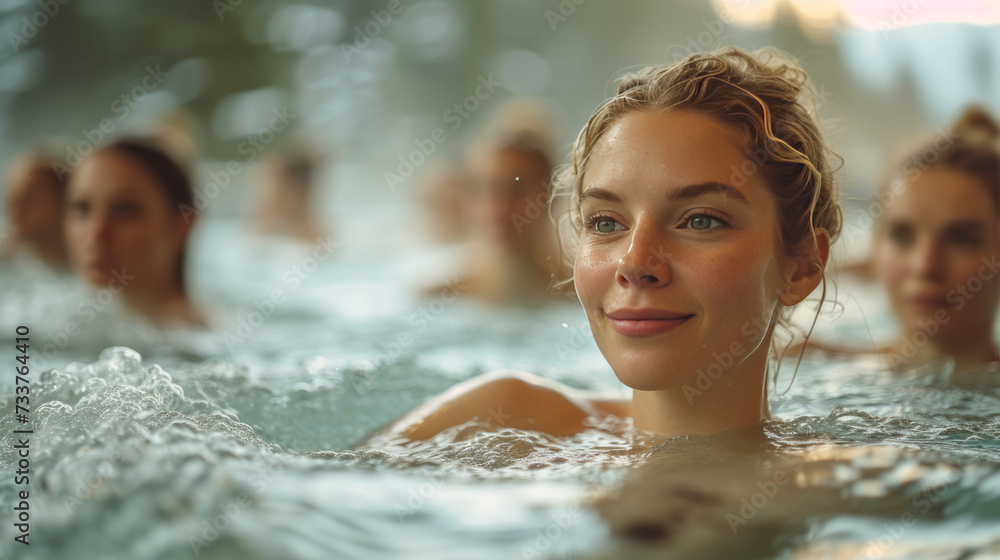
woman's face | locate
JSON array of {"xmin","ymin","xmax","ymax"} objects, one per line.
[
  {"xmin": 574, "ymin": 109, "xmax": 791, "ymax": 391},
  {"xmin": 468, "ymin": 146, "xmax": 551, "ymax": 245},
  {"xmin": 66, "ymin": 149, "xmax": 187, "ymax": 289},
  {"xmin": 872, "ymin": 167, "xmax": 1000, "ymax": 341}
]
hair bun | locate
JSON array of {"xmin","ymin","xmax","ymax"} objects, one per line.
[{"xmin": 954, "ymin": 105, "xmax": 1000, "ymax": 148}]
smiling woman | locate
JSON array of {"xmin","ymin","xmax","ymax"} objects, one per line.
[{"xmin": 372, "ymin": 46, "xmax": 842, "ymax": 442}]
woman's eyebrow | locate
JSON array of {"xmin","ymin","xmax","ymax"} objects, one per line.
[
  {"xmin": 579, "ymin": 182, "xmax": 748, "ymax": 205},
  {"xmin": 579, "ymin": 187, "xmax": 621, "ymax": 204},
  {"xmin": 944, "ymin": 220, "xmax": 987, "ymax": 233},
  {"xmin": 668, "ymin": 182, "xmax": 748, "ymax": 204}
]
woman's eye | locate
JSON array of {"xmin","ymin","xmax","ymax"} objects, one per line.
[
  {"xmin": 67, "ymin": 201, "xmax": 89, "ymax": 216},
  {"xmin": 947, "ymin": 231, "xmax": 982, "ymax": 248},
  {"xmin": 112, "ymin": 202, "xmax": 142, "ymax": 219},
  {"xmin": 585, "ymin": 215, "xmax": 623, "ymax": 234},
  {"xmin": 686, "ymin": 213, "xmax": 725, "ymax": 231},
  {"xmin": 888, "ymin": 226, "xmax": 913, "ymax": 247},
  {"xmin": 595, "ymin": 217, "xmax": 617, "ymax": 233}
]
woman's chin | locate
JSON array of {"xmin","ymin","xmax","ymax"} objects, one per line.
[{"xmin": 612, "ymin": 365, "xmax": 689, "ymax": 392}]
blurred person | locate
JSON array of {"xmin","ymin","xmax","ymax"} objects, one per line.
[
  {"xmin": 2, "ymin": 147, "xmax": 69, "ymax": 270},
  {"xmin": 796, "ymin": 106, "xmax": 1000, "ymax": 370},
  {"xmin": 429, "ymin": 98, "xmax": 571, "ymax": 305},
  {"xmin": 66, "ymin": 138, "xmax": 203, "ymax": 325},
  {"xmin": 249, "ymin": 140, "xmax": 327, "ymax": 243}
]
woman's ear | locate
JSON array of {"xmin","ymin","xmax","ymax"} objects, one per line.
[{"xmin": 780, "ymin": 228, "xmax": 830, "ymax": 306}]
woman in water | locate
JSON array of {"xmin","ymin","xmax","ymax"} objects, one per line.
[
  {"xmin": 436, "ymin": 99, "xmax": 571, "ymax": 305},
  {"xmin": 65, "ymin": 138, "xmax": 203, "ymax": 325},
  {"xmin": 249, "ymin": 140, "xmax": 327, "ymax": 243},
  {"xmin": 378, "ymin": 46, "xmax": 841, "ymax": 440},
  {"xmin": 798, "ymin": 107, "xmax": 1000, "ymax": 370}
]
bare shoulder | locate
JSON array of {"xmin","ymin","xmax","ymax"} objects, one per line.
[{"xmin": 385, "ymin": 370, "xmax": 608, "ymax": 441}]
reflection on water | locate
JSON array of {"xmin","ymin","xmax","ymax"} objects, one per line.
[{"xmin": 1, "ymin": 218, "xmax": 1000, "ymax": 559}]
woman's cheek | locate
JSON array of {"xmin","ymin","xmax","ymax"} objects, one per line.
[
  {"xmin": 574, "ymin": 246, "xmax": 608, "ymax": 307},
  {"xmin": 697, "ymin": 246, "xmax": 764, "ymax": 300},
  {"xmin": 872, "ymin": 242, "xmax": 902, "ymax": 284},
  {"xmin": 118, "ymin": 224, "xmax": 152, "ymax": 268},
  {"xmin": 703, "ymin": 247, "xmax": 775, "ymax": 339}
]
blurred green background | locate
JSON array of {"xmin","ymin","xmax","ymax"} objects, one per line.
[{"xmin": 0, "ymin": 0, "xmax": 998, "ymax": 216}]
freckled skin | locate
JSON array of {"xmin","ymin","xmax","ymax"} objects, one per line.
[
  {"xmin": 872, "ymin": 167, "xmax": 1000, "ymax": 361},
  {"xmin": 574, "ymin": 109, "xmax": 788, "ymax": 392}
]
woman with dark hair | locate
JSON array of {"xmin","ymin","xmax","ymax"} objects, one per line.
[{"xmin": 65, "ymin": 138, "xmax": 202, "ymax": 325}]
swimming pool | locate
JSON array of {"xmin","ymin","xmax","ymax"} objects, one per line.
[{"xmin": 1, "ymin": 213, "xmax": 999, "ymax": 559}]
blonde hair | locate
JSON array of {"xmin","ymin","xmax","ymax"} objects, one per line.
[
  {"xmin": 553, "ymin": 46, "xmax": 840, "ymax": 261},
  {"xmin": 551, "ymin": 46, "xmax": 843, "ymax": 385}
]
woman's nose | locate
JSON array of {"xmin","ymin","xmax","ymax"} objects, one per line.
[
  {"xmin": 616, "ymin": 219, "xmax": 671, "ymax": 288},
  {"xmin": 910, "ymin": 238, "xmax": 945, "ymax": 282},
  {"xmin": 84, "ymin": 211, "xmax": 114, "ymax": 246}
]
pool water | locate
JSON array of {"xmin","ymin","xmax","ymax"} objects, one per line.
[{"xmin": 1, "ymin": 216, "xmax": 999, "ymax": 560}]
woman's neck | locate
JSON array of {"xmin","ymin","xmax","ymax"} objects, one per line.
[
  {"xmin": 900, "ymin": 323, "xmax": 998, "ymax": 366},
  {"xmin": 629, "ymin": 345, "xmax": 770, "ymax": 437},
  {"xmin": 119, "ymin": 279, "xmax": 200, "ymax": 325}
]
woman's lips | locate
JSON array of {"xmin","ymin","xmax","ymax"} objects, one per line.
[{"xmin": 606, "ymin": 309, "xmax": 694, "ymax": 337}]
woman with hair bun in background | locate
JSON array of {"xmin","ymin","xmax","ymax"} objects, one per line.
[{"xmin": 799, "ymin": 106, "xmax": 1000, "ymax": 371}]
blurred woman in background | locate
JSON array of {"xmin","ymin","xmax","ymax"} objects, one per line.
[
  {"xmin": 799, "ymin": 106, "xmax": 1000, "ymax": 370},
  {"xmin": 249, "ymin": 140, "xmax": 326, "ymax": 243},
  {"xmin": 435, "ymin": 98, "xmax": 572, "ymax": 305},
  {"xmin": 66, "ymin": 138, "xmax": 203, "ymax": 325},
  {"xmin": 2, "ymin": 147, "xmax": 69, "ymax": 270}
]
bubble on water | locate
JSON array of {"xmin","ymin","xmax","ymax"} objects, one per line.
[
  {"xmin": 4, "ymin": 344, "xmax": 1000, "ymax": 559},
  {"xmin": 98, "ymin": 346, "xmax": 144, "ymax": 374}
]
